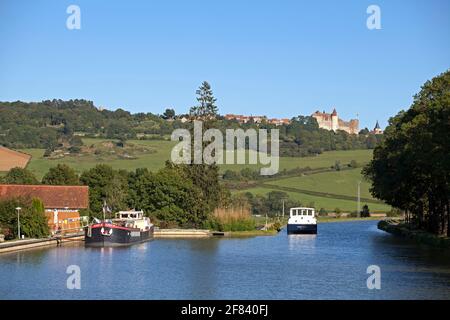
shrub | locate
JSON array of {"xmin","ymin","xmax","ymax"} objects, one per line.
[
  {"xmin": 349, "ymin": 160, "xmax": 359, "ymax": 168},
  {"xmin": 272, "ymin": 221, "xmax": 282, "ymax": 231},
  {"xmin": 360, "ymin": 204, "xmax": 371, "ymax": 218},
  {"xmin": 0, "ymin": 198, "xmax": 49, "ymax": 240},
  {"xmin": 350, "ymin": 211, "xmax": 358, "ymax": 218}
]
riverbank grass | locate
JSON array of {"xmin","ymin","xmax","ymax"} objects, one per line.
[{"xmin": 318, "ymin": 216, "xmax": 383, "ymax": 223}]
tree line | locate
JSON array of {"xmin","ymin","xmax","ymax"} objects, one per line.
[
  {"xmin": 0, "ymin": 82, "xmax": 382, "ymax": 157},
  {"xmin": 364, "ymin": 70, "xmax": 449, "ymax": 236}
]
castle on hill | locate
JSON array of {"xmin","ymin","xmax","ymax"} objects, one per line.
[{"xmin": 311, "ymin": 109, "xmax": 359, "ymax": 134}]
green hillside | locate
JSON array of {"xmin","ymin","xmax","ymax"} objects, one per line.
[
  {"xmin": 20, "ymin": 138, "xmax": 375, "ymax": 179},
  {"xmin": 221, "ymin": 149, "xmax": 372, "ymax": 172},
  {"xmin": 12, "ymin": 138, "xmax": 388, "ymax": 213},
  {"xmin": 268, "ymin": 169, "xmax": 374, "ymax": 200},
  {"xmin": 21, "ymin": 139, "xmax": 176, "ymax": 179}
]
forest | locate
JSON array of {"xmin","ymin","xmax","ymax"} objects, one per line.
[{"xmin": 0, "ymin": 97, "xmax": 382, "ymax": 157}]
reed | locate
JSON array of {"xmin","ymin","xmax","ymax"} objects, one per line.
[{"xmin": 211, "ymin": 206, "xmax": 255, "ymax": 231}]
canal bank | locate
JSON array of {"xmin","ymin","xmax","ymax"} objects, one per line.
[
  {"xmin": 0, "ymin": 233, "xmax": 84, "ymax": 254},
  {"xmin": 378, "ymin": 220, "xmax": 450, "ymax": 249},
  {"xmin": 0, "ymin": 228, "xmax": 279, "ymax": 253}
]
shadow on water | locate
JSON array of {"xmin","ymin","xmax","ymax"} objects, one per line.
[{"xmin": 369, "ymin": 226, "xmax": 450, "ymax": 271}]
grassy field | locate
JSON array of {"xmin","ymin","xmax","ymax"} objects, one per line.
[
  {"xmin": 21, "ymin": 139, "xmax": 176, "ymax": 179},
  {"xmin": 220, "ymin": 148, "xmax": 373, "ymax": 172},
  {"xmin": 5, "ymin": 138, "xmax": 388, "ymax": 213},
  {"xmin": 18, "ymin": 138, "xmax": 374, "ymax": 179},
  {"xmin": 268, "ymin": 168, "xmax": 374, "ymax": 200},
  {"xmin": 238, "ymin": 186, "xmax": 390, "ymax": 213}
]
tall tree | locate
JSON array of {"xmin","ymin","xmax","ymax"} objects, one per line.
[
  {"xmin": 127, "ymin": 165, "xmax": 209, "ymax": 227},
  {"xmin": 363, "ymin": 70, "xmax": 450, "ymax": 236},
  {"xmin": 162, "ymin": 108, "xmax": 175, "ymax": 120},
  {"xmin": 80, "ymin": 164, "xmax": 128, "ymax": 214},
  {"xmin": 42, "ymin": 164, "xmax": 80, "ymax": 185},
  {"xmin": 189, "ymin": 81, "xmax": 218, "ymax": 120},
  {"xmin": 185, "ymin": 82, "xmax": 222, "ymax": 213}
]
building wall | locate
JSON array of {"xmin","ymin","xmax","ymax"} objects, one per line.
[
  {"xmin": 45, "ymin": 209, "xmax": 83, "ymax": 234},
  {"xmin": 312, "ymin": 111, "xmax": 359, "ymax": 134}
]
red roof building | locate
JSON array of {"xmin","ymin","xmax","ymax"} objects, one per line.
[
  {"xmin": 0, "ymin": 184, "xmax": 89, "ymax": 234},
  {"xmin": 0, "ymin": 184, "xmax": 89, "ymax": 209}
]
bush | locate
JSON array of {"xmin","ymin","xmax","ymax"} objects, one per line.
[
  {"xmin": 3, "ymin": 167, "xmax": 39, "ymax": 185},
  {"xmin": 272, "ymin": 221, "xmax": 282, "ymax": 231},
  {"xmin": 348, "ymin": 160, "xmax": 359, "ymax": 168},
  {"xmin": 386, "ymin": 208, "xmax": 403, "ymax": 217},
  {"xmin": 318, "ymin": 208, "xmax": 328, "ymax": 216},
  {"xmin": 350, "ymin": 211, "xmax": 358, "ymax": 218},
  {"xmin": 334, "ymin": 160, "xmax": 341, "ymax": 171},
  {"xmin": 0, "ymin": 198, "xmax": 49, "ymax": 240},
  {"xmin": 360, "ymin": 204, "xmax": 371, "ymax": 218}
]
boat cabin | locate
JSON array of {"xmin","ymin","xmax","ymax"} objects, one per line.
[
  {"xmin": 113, "ymin": 210, "xmax": 152, "ymax": 231},
  {"xmin": 290, "ymin": 207, "xmax": 315, "ymax": 218},
  {"xmin": 115, "ymin": 211, "xmax": 144, "ymax": 220}
]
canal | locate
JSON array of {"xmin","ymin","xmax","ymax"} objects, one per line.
[{"xmin": 0, "ymin": 221, "xmax": 449, "ymax": 299}]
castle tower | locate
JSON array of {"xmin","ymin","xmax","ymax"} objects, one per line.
[
  {"xmin": 331, "ymin": 108, "xmax": 338, "ymax": 131},
  {"xmin": 373, "ymin": 120, "xmax": 383, "ymax": 134}
]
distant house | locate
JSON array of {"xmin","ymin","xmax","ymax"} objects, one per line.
[
  {"xmin": 268, "ymin": 118, "xmax": 291, "ymax": 126},
  {"xmin": 0, "ymin": 184, "xmax": 89, "ymax": 234},
  {"xmin": 0, "ymin": 146, "xmax": 31, "ymax": 172}
]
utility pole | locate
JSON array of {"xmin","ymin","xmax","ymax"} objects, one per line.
[
  {"xmin": 16, "ymin": 207, "xmax": 21, "ymax": 239},
  {"xmin": 282, "ymin": 199, "xmax": 285, "ymax": 218},
  {"xmin": 357, "ymin": 181, "xmax": 361, "ymax": 217}
]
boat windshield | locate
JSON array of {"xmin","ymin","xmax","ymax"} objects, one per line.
[{"xmin": 290, "ymin": 208, "xmax": 315, "ymax": 217}]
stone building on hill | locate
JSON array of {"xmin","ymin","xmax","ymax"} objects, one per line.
[{"xmin": 311, "ymin": 109, "xmax": 359, "ymax": 134}]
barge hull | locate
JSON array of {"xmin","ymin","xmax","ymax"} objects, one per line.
[
  {"xmin": 85, "ymin": 225, "xmax": 154, "ymax": 247},
  {"xmin": 287, "ymin": 224, "xmax": 317, "ymax": 235}
]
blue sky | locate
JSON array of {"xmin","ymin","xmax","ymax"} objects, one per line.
[{"xmin": 0, "ymin": 0, "xmax": 449, "ymax": 129}]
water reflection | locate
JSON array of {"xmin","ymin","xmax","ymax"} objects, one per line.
[
  {"xmin": 1, "ymin": 221, "xmax": 449, "ymax": 299},
  {"xmin": 288, "ymin": 234, "xmax": 317, "ymax": 253}
]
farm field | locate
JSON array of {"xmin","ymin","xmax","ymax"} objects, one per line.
[
  {"xmin": 221, "ymin": 148, "xmax": 373, "ymax": 172},
  {"xmin": 268, "ymin": 168, "xmax": 374, "ymax": 200},
  {"xmin": 239, "ymin": 186, "xmax": 390, "ymax": 213},
  {"xmin": 18, "ymin": 138, "xmax": 374, "ymax": 179},
  {"xmin": 20, "ymin": 139, "xmax": 176, "ymax": 179}
]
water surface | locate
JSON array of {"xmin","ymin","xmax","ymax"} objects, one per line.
[{"xmin": 0, "ymin": 221, "xmax": 449, "ymax": 299}]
